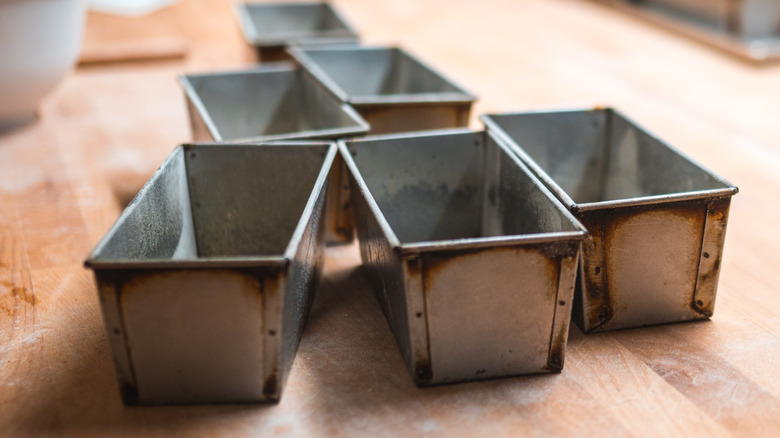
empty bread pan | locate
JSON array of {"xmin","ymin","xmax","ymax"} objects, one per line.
[
  {"xmin": 290, "ymin": 46, "xmax": 476, "ymax": 134},
  {"xmin": 179, "ymin": 63, "xmax": 368, "ymax": 143},
  {"xmin": 85, "ymin": 142, "xmax": 336, "ymax": 404},
  {"xmin": 341, "ymin": 129, "xmax": 587, "ymax": 386},
  {"xmin": 235, "ymin": 1, "xmax": 359, "ymax": 62},
  {"xmin": 483, "ymin": 108, "xmax": 738, "ymax": 333}
]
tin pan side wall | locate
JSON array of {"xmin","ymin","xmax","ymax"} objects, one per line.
[
  {"xmin": 89, "ymin": 147, "xmax": 197, "ymax": 262},
  {"xmin": 378, "ymin": 49, "xmax": 465, "ymax": 95},
  {"xmin": 347, "ymin": 167, "xmax": 421, "ymax": 379},
  {"xmin": 481, "ymin": 133, "xmax": 584, "ymax": 237},
  {"xmin": 95, "ymin": 268, "xmax": 275, "ymax": 405},
  {"xmin": 300, "ymin": 48, "xmax": 464, "ymax": 97},
  {"xmin": 346, "ymin": 132, "xmax": 485, "ymax": 244},
  {"xmin": 294, "ymin": 47, "xmax": 474, "ymax": 134},
  {"xmin": 419, "ymin": 241, "xmax": 580, "ymax": 385},
  {"xmin": 183, "ymin": 144, "xmax": 325, "ymax": 257},
  {"xmin": 182, "ymin": 68, "xmax": 367, "ymax": 142},
  {"xmin": 484, "ymin": 109, "xmax": 731, "ymax": 204},
  {"xmin": 484, "ymin": 110, "xmax": 609, "ymax": 204},
  {"xmin": 270, "ymin": 166, "xmax": 329, "ymax": 399},
  {"xmin": 185, "ymin": 96, "xmax": 216, "ymax": 142},
  {"xmin": 355, "ymin": 102, "xmax": 472, "ymax": 135},
  {"xmin": 242, "ymin": 2, "xmax": 355, "ymax": 43},
  {"xmin": 295, "ymin": 68, "xmax": 367, "ymax": 139},
  {"xmin": 324, "ymin": 152, "xmax": 355, "ymax": 243},
  {"xmin": 182, "ymin": 69, "xmax": 297, "ymax": 141},
  {"xmin": 574, "ymin": 196, "xmax": 734, "ymax": 333},
  {"xmin": 602, "ymin": 111, "xmax": 731, "ymax": 202}
]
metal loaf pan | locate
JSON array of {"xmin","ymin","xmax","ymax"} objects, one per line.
[
  {"xmin": 85, "ymin": 142, "xmax": 337, "ymax": 404},
  {"xmin": 592, "ymin": 0, "xmax": 780, "ymax": 61},
  {"xmin": 341, "ymin": 129, "xmax": 588, "ymax": 386},
  {"xmin": 179, "ymin": 63, "xmax": 369, "ymax": 144},
  {"xmin": 289, "ymin": 46, "xmax": 476, "ymax": 134},
  {"xmin": 483, "ymin": 108, "xmax": 739, "ymax": 333},
  {"xmin": 623, "ymin": 0, "xmax": 780, "ymax": 38},
  {"xmin": 234, "ymin": 1, "xmax": 359, "ymax": 62}
]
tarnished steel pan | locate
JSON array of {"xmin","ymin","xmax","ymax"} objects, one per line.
[
  {"xmin": 483, "ymin": 108, "xmax": 738, "ymax": 333},
  {"xmin": 234, "ymin": 1, "xmax": 359, "ymax": 62},
  {"xmin": 179, "ymin": 63, "xmax": 368, "ymax": 144},
  {"xmin": 341, "ymin": 129, "xmax": 587, "ymax": 386},
  {"xmin": 290, "ymin": 46, "xmax": 476, "ymax": 134},
  {"xmin": 85, "ymin": 142, "xmax": 337, "ymax": 404},
  {"xmin": 591, "ymin": 0, "xmax": 780, "ymax": 62}
]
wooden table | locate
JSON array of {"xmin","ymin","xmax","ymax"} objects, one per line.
[{"xmin": 2, "ymin": 0, "xmax": 779, "ymax": 436}]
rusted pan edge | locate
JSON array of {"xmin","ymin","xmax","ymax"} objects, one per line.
[
  {"xmin": 87, "ymin": 143, "xmax": 337, "ymax": 404},
  {"xmin": 576, "ymin": 195, "xmax": 734, "ymax": 334},
  {"xmin": 94, "ymin": 267, "xmax": 277, "ymax": 405},
  {"xmin": 692, "ymin": 196, "xmax": 733, "ymax": 317},
  {"xmin": 546, "ymin": 249, "xmax": 580, "ymax": 371},
  {"xmin": 401, "ymin": 253, "xmax": 432, "ymax": 384}
]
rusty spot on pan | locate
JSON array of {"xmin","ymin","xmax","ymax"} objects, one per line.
[
  {"xmin": 580, "ymin": 199, "xmax": 708, "ymax": 332},
  {"xmin": 545, "ymin": 319, "xmax": 569, "ymax": 372},
  {"xmin": 575, "ymin": 209, "xmax": 614, "ymax": 333},
  {"xmin": 263, "ymin": 370, "xmax": 279, "ymax": 399},
  {"xmin": 418, "ymin": 242, "xmax": 577, "ymax": 296},
  {"xmin": 415, "ymin": 359, "xmax": 433, "ymax": 384}
]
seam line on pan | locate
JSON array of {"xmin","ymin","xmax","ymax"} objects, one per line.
[
  {"xmin": 691, "ymin": 200, "xmax": 711, "ymax": 315},
  {"xmin": 546, "ymin": 257, "xmax": 564, "ymax": 369},
  {"xmin": 599, "ymin": 109, "xmax": 613, "ymax": 204},
  {"xmin": 182, "ymin": 147, "xmax": 202, "ymax": 258},
  {"xmin": 420, "ymin": 257, "xmax": 433, "ymax": 383},
  {"xmin": 116, "ymin": 279, "xmax": 139, "ymax": 402},
  {"xmin": 589, "ymin": 214, "xmax": 610, "ymax": 333}
]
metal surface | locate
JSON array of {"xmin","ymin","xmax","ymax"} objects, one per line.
[
  {"xmin": 289, "ymin": 46, "xmax": 476, "ymax": 134},
  {"xmin": 85, "ymin": 142, "xmax": 337, "ymax": 404},
  {"xmin": 591, "ymin": 0, "xmax": 780, "ymax": 62},
  {"xmin": 179, "ymin": 63, "xmax": 369, "ymax": 144},
  {"xmin": 340, "ymin": 130, "xmax": 587, "ymax": 386},
  {"xmin": 234, "ymin": 2, "xmax": 359, "ymax": 62},
  {"xmin": 483, "ymin": 108, "xmax": 739, "ymax": 333}
]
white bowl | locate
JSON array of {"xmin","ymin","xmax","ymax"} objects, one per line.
[{"xmin": 0, "ymin": 0, "xmax": 85, "ymax": 132}]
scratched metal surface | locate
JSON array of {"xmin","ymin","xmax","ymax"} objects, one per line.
[
  {"xmin": 84, "ymin": 143, "xmax": 335, "ymax": 404},
  {"xmin": 342, "ymin": 130, "xmax": 586, "ymax": 385}
]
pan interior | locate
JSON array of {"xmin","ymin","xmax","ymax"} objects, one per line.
[{"xmin": 487, "ymin": 109, "xmax": 730, "ymax": 204}]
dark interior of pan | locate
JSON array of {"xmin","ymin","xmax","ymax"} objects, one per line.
[{"xmin": 486, "ymin": 109, "xmax": 730, "ymax": 205}]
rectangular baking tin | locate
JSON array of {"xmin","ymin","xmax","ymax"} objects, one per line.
[
  {"xmin": 591, "ymin": 0, "xmax": 780, "ymax": 62},
  {"xmin": 180, "ymin": 65, "xmax": 363, "ymax": 245},
  {"xmin": 235, "ymin": 2, "xmax": 359, "ymax": 62},
  {"xmin": 85, "ymin": 142, "xmax": 337, "ymax": 404},
  {"xmin": 341, "ymin": 129, "xmax": 587, "ymax": 385},
  {"xmin": 179, "ymin": 63, "xmax": 368, "ymax": 144},
  {"xmin": 290, "ymin": 46, "xmax": 476, "ymax": 134},
  {"xmin": 483, "ymin": 108, "xmax": 738, "ymax": 333}
]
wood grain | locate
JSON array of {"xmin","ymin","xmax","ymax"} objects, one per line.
[{"xmin": 1, "ymin": 0, "xmax": 779, "ymax": 436}]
